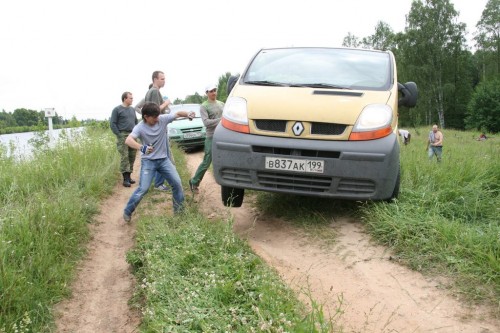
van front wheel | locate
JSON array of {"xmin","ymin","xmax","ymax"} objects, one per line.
[{"xmin": 221, "ymin": 186, "xmax": 244, "ymax": 207}]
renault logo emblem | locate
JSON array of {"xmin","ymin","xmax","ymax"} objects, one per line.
[{"xmin": 292, "ymin": 122, "xmax": 304, "ymax": 136}]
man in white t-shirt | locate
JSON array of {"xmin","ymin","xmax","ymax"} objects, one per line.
[{"xmin": 398, "ymin": 129, "xmax": 411, "ymax": 145}]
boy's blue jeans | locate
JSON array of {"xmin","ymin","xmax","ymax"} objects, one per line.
[{"xmin": 124, "ymin": 157, "xmax": 184, "ymax": 215}]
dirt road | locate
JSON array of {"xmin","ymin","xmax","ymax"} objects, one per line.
[{"xmin": 54, "ymin": 151, "xmax": 499, "ymax": 333}]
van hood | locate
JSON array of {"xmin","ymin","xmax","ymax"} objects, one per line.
[{"xmin": 236, "ymin": 85, "xmax": 392, "ymax": 125}]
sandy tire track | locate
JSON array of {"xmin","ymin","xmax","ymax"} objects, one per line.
[{"xmin": 54, "ymin": 157, "xmax": 141, "ymax": 333}]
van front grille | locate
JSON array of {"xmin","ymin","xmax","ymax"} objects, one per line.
[
  {"xmin": 220, "ymin": 168, "xmax": 252, "ymax": 185},
  {"xmin": 254, "ymin": 120, "xmax": 287, "ymax": 132},
  {"xmin": 254, "ymin": 120, "xmax": 346, "ymax": 136},
  {"xmin": 257, "ymin": 171, "xmax": 332, "ymax": 192},
  {"xmin": 337, "ymin": 178, "xmax": 375, "ymax": 194},
  {"xmin": 311, "ymin": 122, "xmax": 346, "ymax": 135}
]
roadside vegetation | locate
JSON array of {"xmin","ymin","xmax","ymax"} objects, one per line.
[
  {"xmin": 0, "ymin": 127, "xmax": 118, "ymax": 332},
  {"xmin": 256, "ymin": 127, "xmax": 499, "ymax": 313}
]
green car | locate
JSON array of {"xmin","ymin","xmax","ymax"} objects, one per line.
[{"xmin": 168, "ymin": 104, "xmax": 206, "ymax": 150}]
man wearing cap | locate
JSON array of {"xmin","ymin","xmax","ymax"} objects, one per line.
[{"xmin": 189, "ymin": 84, "xmax": 224, "ymax": 193}]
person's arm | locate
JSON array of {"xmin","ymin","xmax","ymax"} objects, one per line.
[
  {"xmin": 200, "ymin": 106, "xmax": 221, "ymax": 129},
  {"xmin": 174, "ymin": 110, "xmax": 195, "ymax": 120},
  {"xmin": 134, "ymin": 99, "xmax": 145, "ymax": 115},
  {"xmin": 109, "ymin": 109, "xmax": 120, "ymax": 136},
  {"xmin": 125, "ymin": 134, "xmax": 142, "ymax": 150},
  {"xmin": 125, "ymin": 133, "xmax": 154, "ymax": 154},
  {"xmin": 160, "ymin": 98, "xmax": 172, "ymax": 113}
]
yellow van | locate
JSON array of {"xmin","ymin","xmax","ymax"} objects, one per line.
[{"xmin": 212, "ymin": 47, "xmax": 418, "ymax": 207}]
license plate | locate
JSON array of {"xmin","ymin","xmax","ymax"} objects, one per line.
[
  {"xmin": 183, "ymin": 132, "xmax": 202, "ymax": 139},
  {"xmin": 265, "ymin": 157, "xmax": 324, "ymax": 173}
]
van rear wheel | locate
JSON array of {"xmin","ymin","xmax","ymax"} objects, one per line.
[{"xmin": 221, "ymin": 186, "xmax": 244, "ymax": 207}]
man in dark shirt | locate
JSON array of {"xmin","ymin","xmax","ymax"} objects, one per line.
[{"xmin": 110, "ymin": 91, "xmax": 139, "ymax": 187}]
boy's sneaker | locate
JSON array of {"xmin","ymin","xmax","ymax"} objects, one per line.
[
  {"xmin": 123, "ymin": 212, "xmax": 131, "ymax": 223},
  {"xmin": 155, "ymin": 184, "xmax": 171, "ymax": 192},
  {"xmin": 189, "ymin": 179, "xmax": 199, "ymax": 194}
]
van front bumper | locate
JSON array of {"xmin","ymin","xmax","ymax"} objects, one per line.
[{"xmin": 212, "ymin": 126, "xmax": 400, "ymax": 201}]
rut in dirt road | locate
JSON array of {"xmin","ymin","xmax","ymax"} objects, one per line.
[
  {"xmin": 54, "ymin": 160, "xmax": 141, "ymax": 333},
  {"xmin": 185, "ymin": 150, "xmax": 500, "ymax": 333}
]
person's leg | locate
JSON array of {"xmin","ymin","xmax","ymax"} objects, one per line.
[
  {"xmin": 153, "ymin": 137, "xmax": 173, "ymax": 189},
  {"xmin": 154, "ymin": 172, "xmax": 165, "ymax": 188},
  {"xmin": 158, "ymin": 158, "xmax": 185, "ymax": 213},
  {"xmin": 128, "ymin": 146, "xmax": 137, "ymax": 183},
  {"xmin": 436, "ymin": 147, "xmax": 442, "ymax": 162},
  {"xmin": 117, "ymin": 134, "xmax": 131, "ymax": 186},
  {"xmin": 428, "ymin": 147, "xmax": 435, "ymax": 160},
  {"xmin": 191, "ymin": 137, "xmax": 213, "ymax": 186},
  {"xmin": 124, "ymin": 159, "xmax": 155, "ymax": 218}
]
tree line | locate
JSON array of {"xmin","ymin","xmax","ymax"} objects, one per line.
[
  {"xmin": 0, "ymin": 108, "xmax": 84, "ymax": 135},
  {"xmin": 342, "ymin": 0, "xmax": 499, "ymax": 132}
]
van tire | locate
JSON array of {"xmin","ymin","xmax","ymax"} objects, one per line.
[{"xmin": 221, "ymin": 186, "xmax": 244, "ymax": 207}]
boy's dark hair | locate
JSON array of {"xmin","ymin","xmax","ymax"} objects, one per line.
[{"xmin": 141, "ymin": 102, "xmax": 160, "ymax": 120}]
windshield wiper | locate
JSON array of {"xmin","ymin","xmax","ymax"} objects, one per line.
[
  {"xmin": 290, "ymin": 83, "xmax": 351, "ymax": 90},
  {"xmin": 245, "ymin": 80, "xmax": 288, "ymax": 87}
]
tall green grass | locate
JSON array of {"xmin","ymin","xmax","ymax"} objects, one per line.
[
  {"xmin": 0, "ymin": 127, "xmax": 118, "ymax": 332},
  {"xmin": 364, "ymin": 128, "xmax": 499, "ymax": 309}
]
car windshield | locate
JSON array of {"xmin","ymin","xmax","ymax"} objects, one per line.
[
  {"xmin": 169, "ymin": 104, "xmax": 201, "ymax": 117},
  {"xmin": 243, "ymin": 48, "xmax": 392, "ymax": 91}
]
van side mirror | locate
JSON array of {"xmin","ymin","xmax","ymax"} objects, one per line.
[
  {"xmin": 398, "ymin": 82, "xmax": 418, "ymax": 108},
  {"xmin": 227, "ymin": 74, "xmax": 240, "ymax": 94}
]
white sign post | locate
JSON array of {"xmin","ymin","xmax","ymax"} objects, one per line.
[{"xmin": 44, "ymin": 108, "xmax": 55, "ymax": 144}]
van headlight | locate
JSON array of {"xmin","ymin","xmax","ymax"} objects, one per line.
[
  {"xmin": 168, "ymin": 128, "xmax": 181, "ymax": 136},
  {"xmin": 350, "ymin": 104, "xmax": 393, "ymax": 140},
  {"xmin": 221, "ymin": 97, "xmax": 250, "ymax": 133}
]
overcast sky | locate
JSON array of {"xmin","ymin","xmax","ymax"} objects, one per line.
[{"xmin": 0, "ymin": 0, "xmax": 488, "ymax": 121}]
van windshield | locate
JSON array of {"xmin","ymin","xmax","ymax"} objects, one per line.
[{"xmin": 243, "ymin": 48, "xmax": 392, "ymax": 91}]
